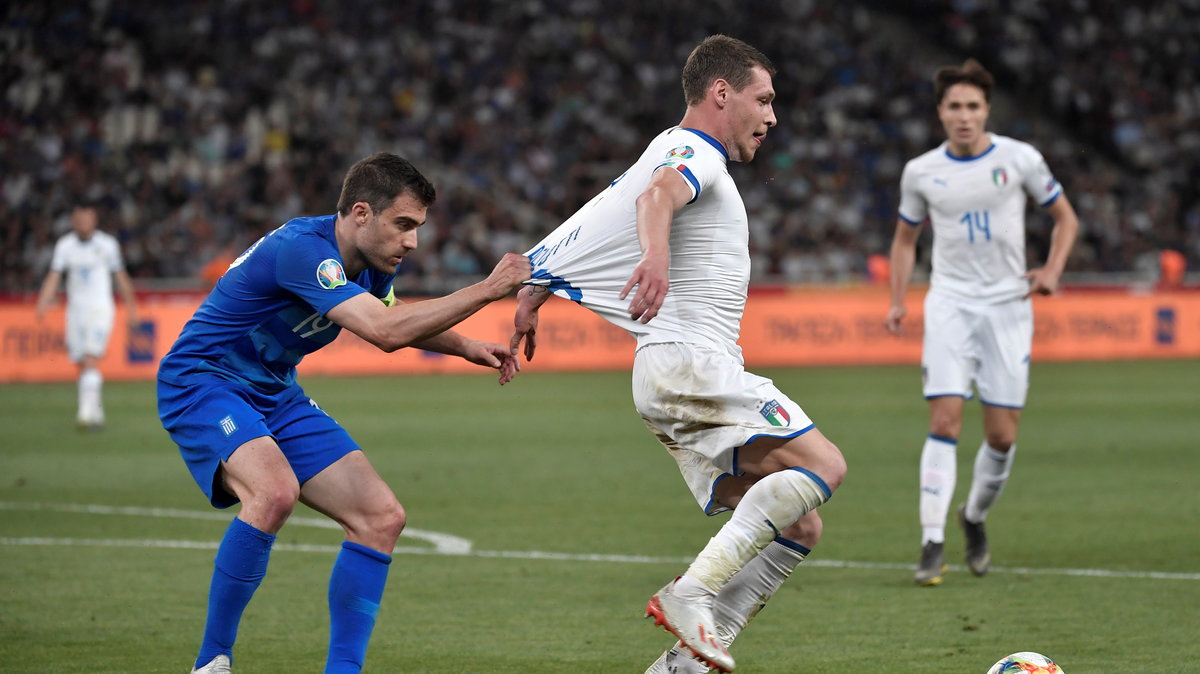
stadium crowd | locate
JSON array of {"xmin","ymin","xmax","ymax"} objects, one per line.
[
  {"xmin": 2, "ymin": 0, "xmax": 1195, "ymax": 295},
  {"xmin": 901, "ymin": 0, "xmax": 1200, "ymax": 283}
]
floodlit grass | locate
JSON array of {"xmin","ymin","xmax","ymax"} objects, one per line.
[{"xmin": 1, "ymin": 360, "xmax": 1197, "ymax": 672}]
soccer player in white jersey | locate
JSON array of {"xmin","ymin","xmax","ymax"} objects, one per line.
[
  {"xmin": 886, "ymin": 59, "xmax": 1079, "ymax": 586},
  {"xmin": 35, "ymin": 204, "xmax": 139, "ymax": 430},
  {"xmin": 509, "ymin": 36, "xmax": 847, "ymax": 673}
]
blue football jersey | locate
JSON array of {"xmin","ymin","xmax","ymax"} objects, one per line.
[{"xmin": 158, "ymin": 215, "xmax": 395, "ymax": 391}]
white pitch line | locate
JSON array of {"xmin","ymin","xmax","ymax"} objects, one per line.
[
  {"xmin": 0, "ymin": 500, "xmax": 471, "ymax": 554},
  {"xmin": 3, "ymin": 536, "xmax": 1199, "ymax": 582},
  {"xmin": 2, "ymin": 502, "xmax": 1198, "ymax": 581}
]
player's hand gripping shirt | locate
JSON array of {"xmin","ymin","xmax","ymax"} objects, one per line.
[
  {"xmin": 49, "ymin": 229, "xmax": 125, "ymax": 314},
  {"xmin": 898, "ymin": 133, "xmax": 1063, "ymax": 302},
  {"xmin": 158, "ymin": 215, "xmax": 395, "ymax": 392},
  {"xmin": 525, "ymin": 127, "xmax": 750, "ymax": 360}
]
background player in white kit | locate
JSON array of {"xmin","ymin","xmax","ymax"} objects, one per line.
[
  {"xmin": 885, "ymin": 59, "xmax": 1079, "ymax": 586},
  {"xmin": 35, "ymin": 204, "xmax": 139, "ymax": 430},
  {"xmin": 509, "ymin": 36, "xmax": 847, "ymax": 673}
]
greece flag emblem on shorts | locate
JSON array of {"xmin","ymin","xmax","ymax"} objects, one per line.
[
  {"xmin": 219, "ymin": 415, "xmax": 238, "ymax": 437},
  {"xmin": 759, "ymin": 400, "xmax": 791, "ymax": 427}
]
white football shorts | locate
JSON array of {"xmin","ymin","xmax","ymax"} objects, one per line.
[
  {"xmin": 632, "ymin": 341, "xmax": 815, "ymax": 515},
  {"xmin": 65, "ymin": 306, "xmax": 115, "ymax": 363},
  {"xmin": 921, "ymin": 289, "xmax": 1033, "ymax": 408}
]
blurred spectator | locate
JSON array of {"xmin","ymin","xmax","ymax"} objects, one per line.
[
  {"xmin": 1158, "ymin": 249, "xmax": 1187, "ymax": 289},
  {"xmin": 1, "ymin": 1, "xmax": 1195, "ymax": 295},
  {"xmin": 896, "ymin": 0, "xmax": 1200, "ymax": 282},
  {"xmin": 197, "ymin": 241, "xmax": 238, "ymax": 290}
]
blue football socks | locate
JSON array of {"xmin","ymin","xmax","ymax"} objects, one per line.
[
  {"xmin": 325, "ymin": 541, "xmax": 392, "ymax": 673},
  {"xmin": 195, "ymin": 517, "xmax": 275, "ymax": 669}
]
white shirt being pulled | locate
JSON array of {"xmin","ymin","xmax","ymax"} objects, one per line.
[{"xmin": 525, "ymin": 126, "xmax": 751, "ymax": 361}]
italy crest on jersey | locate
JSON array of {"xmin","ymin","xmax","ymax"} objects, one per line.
[
  {"xmin": 316, "ymin": 258, "xmax": 347, "ymax": 289},
  {"xmin": 666, "ymin": 145, "xmax": 695, "ymax": 160},
  {"xmin": 992, "ymin": 167, "xmax": 1008, "ymax": 187},
  {"xmin": 759, "ymin": 399, "xmax": 791, "ymax": 427}
]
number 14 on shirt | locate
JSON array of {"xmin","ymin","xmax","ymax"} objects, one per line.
[{"xmin": 960, "ymin": 210, "xmax": 991, "ymax": 243}]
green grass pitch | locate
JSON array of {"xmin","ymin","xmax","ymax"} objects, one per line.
[{"xmin": 1, "ymin": 359, "xmax": 1197, "ymax": 672}]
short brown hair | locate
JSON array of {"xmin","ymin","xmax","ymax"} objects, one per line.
[
  {"xmin": 933, "ymin": 58, "xmax": 995, "ymax": 104},
  {"xmin": 681, "ymin": 35, "xmax": 776, "ymax": 106},
  {"xmin": 336, "ymin": 153, "xmax": 436, "ymax": 216}
]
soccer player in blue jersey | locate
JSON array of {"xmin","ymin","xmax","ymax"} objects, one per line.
[
  {"xmin": 157, "ymin": 153, "xmax": 531, "ymax": 674},
  {"xmin": 886, "ymin": 60, "xmax": 1079, "ymax": 586}
]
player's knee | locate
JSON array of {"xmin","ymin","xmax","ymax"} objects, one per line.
[
  {"xmin": 350, "ymin": 497, "xmax": 406, "ymax": 547},
  {"xmin": 245, "ymin": 482, "xmax": 300, "ymax": 530},
  {"xmin": 762, "ymin": 435, "xmax": 846, "ymax": 492},
  {"xmin": 928, "ymin": 415, "xmax": 961, "ymax": 439},
  {"xmin": 985, "ymin": 431, "xmax": 1016, "ymax": 452},
  {"xmin": 378, "ymin": 498, "xmax": 407, "ymax": 542},
  {"xmin": 928, "ymin": 401, "xmax": 964, "ymax": 438},
  {"xmin": 808, "ymin": 437, "xmax": 847, "ymax": 492}
]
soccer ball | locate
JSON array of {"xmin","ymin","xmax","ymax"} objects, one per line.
[{"xmin": 987, "ymin": 651, "xmax": 1064, "ymax": 673}]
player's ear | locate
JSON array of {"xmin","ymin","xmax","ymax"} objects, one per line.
[
  {"xmin": 711, "ymin": 78, "xmax": 729, "ymax": 107},
  {"xmin": 353, "ymin": 202, "xmax": 372, "ymax": 224}
]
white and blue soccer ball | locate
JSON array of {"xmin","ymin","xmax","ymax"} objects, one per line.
[{"xmin": 987, "ymin": 651, "xmax": 1064, "ymax": 673}]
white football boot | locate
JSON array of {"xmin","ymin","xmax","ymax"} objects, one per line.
[
  {"xmin": 645, "ymin": 578, "xmax": 734, "ymax": 672},
  {"xmin": 645, "ymin": 642, "xmax": 718, "ymax": 674},
  {"xmin": 190, "ymin": 654, "xmax": 232, "ymax": 674}
]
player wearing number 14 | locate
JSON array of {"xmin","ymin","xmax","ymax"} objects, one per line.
[{"xmin": 886, "ymin": 59, "xmax": 1079, "ymax": 586}]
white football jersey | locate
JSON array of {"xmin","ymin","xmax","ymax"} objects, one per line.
[
  {"xmin": 526, "ymin": 127, "xmax": 750, "ymax": 360},
  {"xmin": 49, "ymin": 229, "xmax": 124, "ymax": 313},
  {"xmin": 898, "ymin": 133, "xmax": 1063, "ymax": 302}
]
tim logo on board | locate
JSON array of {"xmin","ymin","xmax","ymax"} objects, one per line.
[
  {"xmin": 760, "ymin": 400, "xmax": 791, "ymax": 427},
  {"xmin": 126, "ymin": 320, "xmax": 156, "ymax": 363},
  {"xmin": 1155, "ymin": 307, "xmax": 1176, "ymax": 345}
]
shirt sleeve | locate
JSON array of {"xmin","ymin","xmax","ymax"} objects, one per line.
[
  {"xmin": 897, "ymin": 161, "xmax": 927, "ymax": 225},
  {"xmin": 1019, "ymin": 143, "xmax": 1063, "ymax": 207},
  {"xmin": 275, "ymin": 232, "xmax": 369, "ymax": 316},
  {"xmin": 49, "ymin": 238, "xmax": 68, "ymax": 273},
  {"xmin": 653, "ymin": 141, "xmax": 721, "ymax": 205},
  {"xmin": 105, "ymin": 236, "xmax": 125, "ymax": 273}
]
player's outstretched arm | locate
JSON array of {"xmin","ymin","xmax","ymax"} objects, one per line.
[
  {"xmin": 414, "ymin": 330, "xmax": 521, "ymax": 385},
  {"xmin": 328, "ymin": 252, "xmax": 531, "ymax": 352},
  {"xmin": 886, "ymin": 218, "xmax": 921, "ymax": 334}
]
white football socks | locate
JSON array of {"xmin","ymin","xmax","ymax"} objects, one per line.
[
  {"xmin": 78, "ymin": 367, "xmax": 103, "ymax": 420},
  {"xmin": 712, "ymin": 540, "xmax": 807, "ymax": 640},
  {"xmin": 919, "ymin": 435, "xmax": 957, "ymax": 544},
  {"xmin": 677, "ymin": 468, "xmax": 829, "ymax": 596},
  {"xmin": 964, "ymin": 443, "xmax": 1015, "ymax": 522}
]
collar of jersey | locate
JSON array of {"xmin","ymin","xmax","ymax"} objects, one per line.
[
  {"xmin": 680, "ymin": 127, "xmax": 728, "ymax": 160},
  {"xmin": 943, "ymin": 141, "xmax": 996, "ymax": 162}
]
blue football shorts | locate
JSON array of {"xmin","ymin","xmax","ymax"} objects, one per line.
[{"xmin": 158, "ymin": 375, "xmax": 359, "ymax": 508}]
